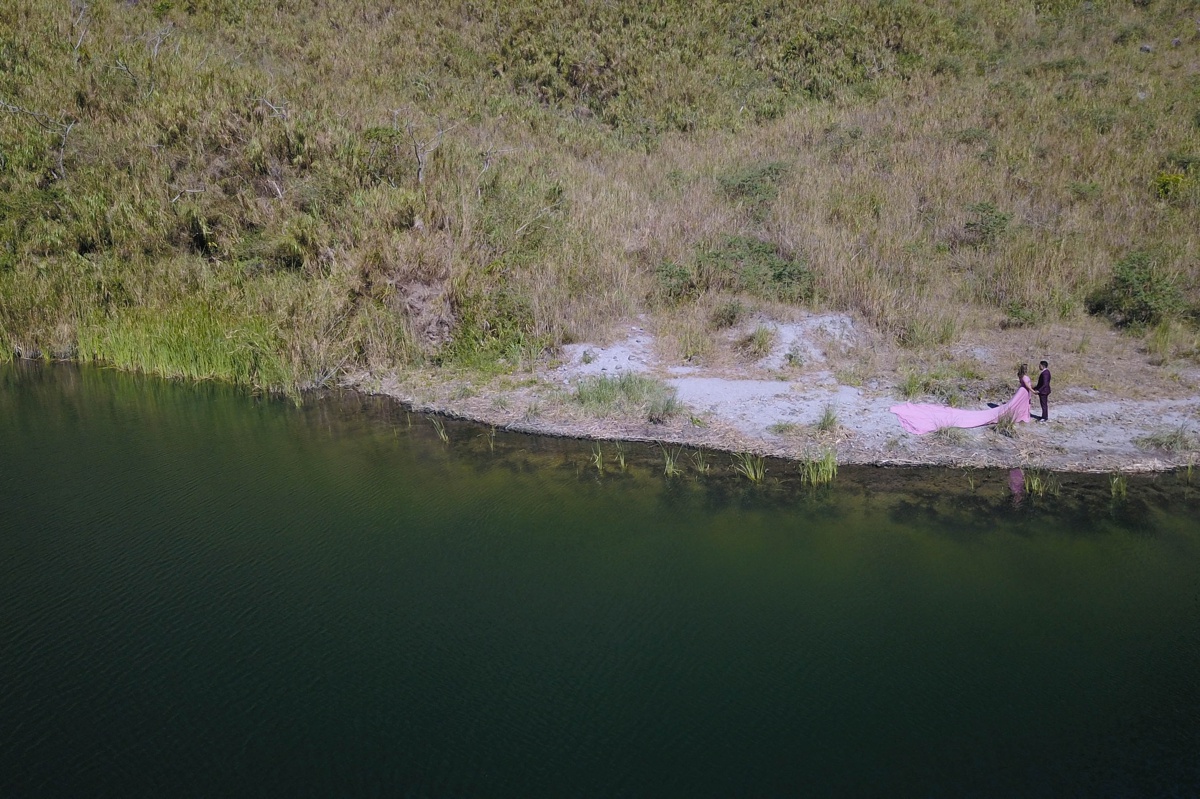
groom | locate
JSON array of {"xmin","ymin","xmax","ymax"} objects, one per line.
[{"xmin": 1033, "ymin": 360, "xmax": 1051, "ymax": 421}]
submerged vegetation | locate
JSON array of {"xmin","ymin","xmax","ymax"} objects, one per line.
[{"xmin": 1, "ymin": 0, "xmax": 1198, "ymax": 391}]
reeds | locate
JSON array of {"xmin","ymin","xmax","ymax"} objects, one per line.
[
  {"xmin": 1023, "ymin": 469, "xmax": 1060, "ymax": 498},
  {"xmin": 660, "ymin": 444, "xmax": 683, "ymax": 477},
  {"xmin": 1109, "ymin": 473, "xmax": 1127, "ymax": 500},
  {"xmin": 798, "ymin": 449, "xmax": 838, "ymax": 486},
  {"xmin": 733, "ymin": 452, "xmax": 767, "ymax": 483}
]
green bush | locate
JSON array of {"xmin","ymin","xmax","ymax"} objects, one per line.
[
  {"xmin": 697, "ymin": 236, "xmax": 814, "ymax": 304},
  {"xmin": 962, "ymin": 202, "xmax": 1011, "ymax": 247},
  {"xmin": 1088, "ymin": 252, "xmax": 1185, "ymax": 328}
]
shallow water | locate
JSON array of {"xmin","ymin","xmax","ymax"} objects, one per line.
[{"xmin": 2, "ymin": 363, "xmax": 1198, "ymax": 797}]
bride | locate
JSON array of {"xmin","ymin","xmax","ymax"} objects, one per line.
[{"xmin": 890, "ymin": 364, "xmax": 1033, "ymax": 435}]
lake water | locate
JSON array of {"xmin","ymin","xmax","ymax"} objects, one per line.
[{"xmin": 2, "ymin": 363, "xmax": 1198, "ymax": 797}]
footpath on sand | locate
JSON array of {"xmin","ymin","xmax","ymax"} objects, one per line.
[{"xmin": 351, "ymin": 314, "xmax": 1200, "ymax": 473}]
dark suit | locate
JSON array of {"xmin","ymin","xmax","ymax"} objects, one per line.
[{"xmin": 1033, "ymin": 369, "xmax": 1051, "ymax": 420}]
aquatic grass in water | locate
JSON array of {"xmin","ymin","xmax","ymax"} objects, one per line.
[
  {"xmin": 1024, "ymin": 469, "xmax": 1060, "ymax": 497},
  {"xmin": 77, "ymin": 302, "xmax": 294, "ymax": 393},
  {"xmin": 660, "ymin": 444, "xmax": 683, "ymax": 477},
  {"xmin": 733, "ymin": 452, "xmax": 766, "ymax": 483},
  {"xmin": 1109, "ymin": 473, "xmax": 1127, "ymax": 500},
  {"xmin": 690, "ymin": 448, "xmax": 711, "ymax": 475},
  {"xmin": 798, "ymin": 449, "xmax": 838, "ymax": 486},
  {"xmin": 431, "ymin": 418, "xmax": 449, "ymax": 444}
]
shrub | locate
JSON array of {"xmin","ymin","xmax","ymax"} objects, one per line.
[
  {"xmin": 716, "ymin": 161, "xmax": 789, "ymax": 220},
  {"xmin": 1088, "ymin": 252, "xmax": 1185, "ymax": 328},
  {"xmin": 962, "ymin": 202, "xmax": 1011, "ymax": 247},
  {"xmin": 697, "ymin": 237, "xmax": 814, "ymax": 304},
  {"xmin": 710, "ymin": 299, "xmax": 746, "ymax": 329},
  {"xmin": 655, "ymin": 260, "xmax": 698, "ymax": 304}
]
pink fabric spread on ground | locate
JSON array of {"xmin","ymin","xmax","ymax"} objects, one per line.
[{"xmin": 890, "ymin": 377, "xmax": 1032, "ymax": 435}]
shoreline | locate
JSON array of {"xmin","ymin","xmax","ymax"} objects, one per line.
[
  {"xmin": 346, "ymin": 313, "xmax": 1200, "ymax": 475},
  {"xmin": 349, "ymin": 378, "xmax": 1198, "ymax": 476}
]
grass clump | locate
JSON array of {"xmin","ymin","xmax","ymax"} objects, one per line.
[
  {"xmin": 710, "ymin": 299, "xmax": 746, "ymax": 330},
  {"xmin": 1135, "ymin": 426, "xmax": 1199, "ymax": 453},
  {"xmin": 1023, "ymin": 469, "xmax": 1060, "ymax": 498},
  {"xmin": 1109, "ymin": 473, "xmax": 1127, "ymax": 500},
  {"xmin": 816, "ymin": 403, "xmax": 839, "ymax": 434},
  {"xmin": 931, "ymin": 426, "xmax": 969, "ymax": 445},
  {"xmin": 740, "ymin": 325, "xmax": 776, "ymax": 359},
  {"xmin": 733, "ymin": 452, "xmax": 767, "ymax": 483},
  {"xmin": 660, "ymin": 444, "xmax": 683, "ymax": 477},
  {"xmin": 994, "ymin": 411, "xmax": 1018, "ymax": 438},
  {"xmin": 717, "ymin": 161, "xmax": 789, "ymax": 220},
  {"xmin": 574, "ymin": 373, "xmax": 680, "ymax": 424},
  {"xmin": 798, "ymin": 449, "xmax": 837, "ymax": 486}
]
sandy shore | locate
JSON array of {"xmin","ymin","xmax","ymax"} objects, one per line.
[{"xmin": 350, "ymin": 313, "xmax": 1200, "ymax": 473}]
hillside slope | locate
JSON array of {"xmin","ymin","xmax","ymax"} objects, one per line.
[{"xmin": 1, "ymin": 0, "xmax": 1198, "ymax": 390}]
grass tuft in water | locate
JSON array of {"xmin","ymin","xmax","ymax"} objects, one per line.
[
  {"xmin": 733, "ymin": 452, "xmax": 766, "ymax": 483},
  {"xmin": 613, "ymin": 440, "xmax": 627, "ymax": 471},
  {"xmin": 1109, "ymin": 473, "xmax": 1127, "ymax": 500},
  {"xmin": 431, "ymin": 418, "xmax": 449, "ymax": 444},
  {"xmin": 691, "ymin": 448, "xmax": 711, "ymax": 474},
  {"xmin": 591, "ymin": 443, "xmax": 604, "ymax": 473},
  {"xmin": 660, "ymin": 444, "xmax": 683, "ymax": 477},
  {"xmin": 1023, "ymin": 469, "xmax": 1060, "ymax": 497},
  {"xmin": 798, "ymin": 449, "xmax": 838, "ymax": 486}
]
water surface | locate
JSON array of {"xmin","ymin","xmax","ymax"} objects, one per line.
[{"xmin": 1, "ymin": 364, "xmax": 1198, "ymax": 796}]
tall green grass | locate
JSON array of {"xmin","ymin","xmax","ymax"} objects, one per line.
[
  {"xmin": 574, "ymin": 373, "xmax": 680, "ymax": 423},
  {"xmin": 77, "ymin": 302, "xmax": 293, "ymax": 390}
]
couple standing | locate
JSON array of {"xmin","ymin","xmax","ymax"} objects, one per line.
[
  {"xmin": 1028, "ymin": 360, "xmax": 1051, "ymax": 422},
  {"xmin": 890, "ymin": 360, "xmax": 1051, "ymax": 435}
]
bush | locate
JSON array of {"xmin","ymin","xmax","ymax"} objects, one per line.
[
  {"xmin": 962, "ymin": 202, "xmax": 1011, "ymax": 247},
  {"xmin": 697, "ymin": 236, "xmax": 814, "ymax": 304},
  {"xmin": 1088, "ymin": 252, "xmax": 1185, "ymax": 328}
]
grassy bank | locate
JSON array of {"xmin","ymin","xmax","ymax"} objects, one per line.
[{"xmin": 2, "ymin": 0, "xmax": 1198, "ymax": 390}]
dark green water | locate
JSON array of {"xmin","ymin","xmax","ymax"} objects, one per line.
[{"xmin": 2, "ymin": 363, "xmax": 1198, "ymax": 797}]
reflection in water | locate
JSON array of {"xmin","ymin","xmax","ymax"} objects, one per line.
[
  {"xmin": 1010, "ymin": 467, "xmax": 1025, "ymax": 506},
  {"xmin": 1, "ymin": 362, "xmax": 1198, "ymax": 797}
]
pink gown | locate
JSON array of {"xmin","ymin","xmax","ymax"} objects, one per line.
[{"xmin": 890, "ymin": 376, "xmax": 1032, "ymax": 435}]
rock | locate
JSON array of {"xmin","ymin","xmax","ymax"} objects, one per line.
[
  {"xmin": 1140, "ymin": 43, "xmax": 1153, "ymax": 52},
  {"xmin": 1172, "ymin": 38, "xmax": 1181, "ymax": 47}
]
